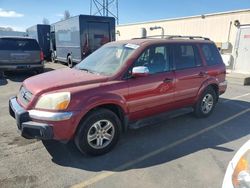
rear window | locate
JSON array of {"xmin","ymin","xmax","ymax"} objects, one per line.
[
  {"xmin": 201, "ymin": 43, "xmax": 222, "ymax": 66},
  {"xmin": 0, "ymin": 38, "xmax": 40, "ymax": 51},
  {"xmin": 174, "ymin": 44, "xmax": 202, "ymax": 70}
]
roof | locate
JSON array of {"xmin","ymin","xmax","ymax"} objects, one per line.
[
  {"xmin": 110, "ymin": 37, "xmax": 213, "ymax": 46},
  {"xmin": 0, "ymin": 36, "xmax": 34, "ymax": 39},
  {"xmin": 51, "ymin": 14, "xmax": 115, "ymax": 25},
  {"xmin": 118, "ymin": 9, "xmax": 250, "ymax": 27}
]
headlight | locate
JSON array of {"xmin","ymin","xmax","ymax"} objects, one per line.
[
  {"xmin": 35, "ymin": 92, "xmax": 70, "ymax": 110},
  {"xmin": 232, "ymin": 150, "xmax": 250, "ymax": 188}
]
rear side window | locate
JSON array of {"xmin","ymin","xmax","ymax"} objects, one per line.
[
  {"xmin": 174, "ymin": 44, "xmax": 201, "ymax": 70},
  {"xmin": 0, "ymin": 38, "xmax": 40, "ymax": 51},
  {"xmin": 201, "ymin": 43, "xmax": 222, "ymax": 66}
]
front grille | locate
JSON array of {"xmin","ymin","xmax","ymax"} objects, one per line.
[{"xmin": 17, "ymin": 86, "xmax": 33, "ymax": 106}]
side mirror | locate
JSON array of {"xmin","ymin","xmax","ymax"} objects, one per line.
[{"xmin": 132, "ymin": 66, "xmax": 149, "ymax": 77}]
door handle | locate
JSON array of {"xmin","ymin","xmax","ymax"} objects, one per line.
[
  {"xmin": 163, "ymin": 78, "xmax": 174, "ymax": 83},
  {"xmin": 199, "ymin": 71, "xmax": 208, "ymax": 77}
]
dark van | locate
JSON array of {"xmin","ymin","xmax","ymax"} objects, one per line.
[{"xmin": 52, "ymin": 15, "xmax": 115, "ymax": 67}]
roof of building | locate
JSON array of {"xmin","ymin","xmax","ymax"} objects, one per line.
[{"xmin": 118, "ymin": 9, "xmax": 250, "ymax": 27}]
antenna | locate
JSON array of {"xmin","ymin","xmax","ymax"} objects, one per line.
[{"xmin": 90, "ymin": 0, "xmax": 119, "ymax": 24}]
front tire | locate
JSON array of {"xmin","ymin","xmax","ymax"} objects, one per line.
[
  {"xmin": 194, "ymin": 87, "xmax": 217, "ymax": 118},
  {"xmin": 74, "ymin": 108, "xmax": 121, "ymax": 156}
]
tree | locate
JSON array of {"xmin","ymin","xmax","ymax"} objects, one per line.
[
  {"xmin": 42, "ymin": 18, "xmax": 50, "ymax": 25},
  {"xmin": 63, "ymin": 10, "xmax": 71, "ymax": 20},
  {"xmin": 0, "ymin": 27, "xmax": 13, "ymax": 31}
]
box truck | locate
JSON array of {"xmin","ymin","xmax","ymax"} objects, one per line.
[
  {"xmin": 27, "ymin": 24, "xmax": 51, "ymax": 60},
  {"xmin": 52, "ymin": 15, "xmax": 116, "ymax": 67}
]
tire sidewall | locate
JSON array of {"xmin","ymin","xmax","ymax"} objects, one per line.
[
  {"xmin": 195, "ymin": 87, "xmax": 217, "ymax": 118},
  {"xmin": 75, "ymin": 109, "xmax": 121, "ymax": 156},
  {"xmin": 67, "ymin": 56, "xmax": 73, "ymax": 68},
  {"xmin": 51, "ymin": 52, "xmax": 55, "ymax": 63}
]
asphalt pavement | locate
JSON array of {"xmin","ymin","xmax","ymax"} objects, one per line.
[{"xmin": 0, "ymin": 62, "xmax": 249, "ymax": 188}]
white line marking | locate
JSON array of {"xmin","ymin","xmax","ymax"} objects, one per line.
[
  {"xmin": 71, "ymin": 108, "xmax": 250, "ymax": 188},
  {"xmin": 222, "ymin": 93, "xmax": 250, "ymax": 103}
]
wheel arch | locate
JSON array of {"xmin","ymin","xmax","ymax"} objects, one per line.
[
  {"xmin": 74, "ymin": 102, "xmax": 129, "ymax": 139},
  {"xmin": 196, "ymin": 79, "xmax": 220, "ymax": 102}
]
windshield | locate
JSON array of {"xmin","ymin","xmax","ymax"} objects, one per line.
[{"xmin": 75, "ymin": 43, "xmax": 138, "ymax": 76}]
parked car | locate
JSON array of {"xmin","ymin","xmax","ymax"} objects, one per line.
[
  {"xmin": 9, "ymin": 36, "xmax": 227, "ymax": 155},
  {"xmin": 222, "ymin": 140, "xmax": 250, "ymax": 188},
  {"xmin": 0, "ymin": 37, "xmax": 44, "ymax": 73}
]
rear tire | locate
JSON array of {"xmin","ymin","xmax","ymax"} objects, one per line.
[
  {"xmin": 51, "ymin": 52, "xmax": 56, "ymax": 63},
  {"xmin": 194, "ymin": 87, "xmax": 217, "ymax": 118},
  {"xmin": 0, "ymin": 71, "xmax": 4, "ymax": 79},
  {"xmin": 67, "ymin": 57, "xmax": 73, "ymax": 68},
  {"xmin": 74, "ymin": 108, "xmax": 121, "ymax": 156}
]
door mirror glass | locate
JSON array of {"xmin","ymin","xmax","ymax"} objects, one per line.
[{"xmin": 132, "ymin": 66, "xmax": 149, "ymax": 77}]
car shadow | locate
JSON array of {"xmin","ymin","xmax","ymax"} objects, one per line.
[
  {"xmin": 0, "ymin": 77, "xmax": 8, "ymax": 86},
  {"xmin": 4, "ymin": 68, "xmax": 56, "ymax": 83},
  {"xmin": 42, "ymin": 98, "xmax": 250, "ymax": 172}
]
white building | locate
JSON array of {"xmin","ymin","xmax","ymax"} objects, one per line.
[
  {"xmin": 117, "ymin": 9, "xmax": 250, "ymax": 74},
  {"xmin": 0, "ymin": 31, "xmax": 26, "ymax": 37}
]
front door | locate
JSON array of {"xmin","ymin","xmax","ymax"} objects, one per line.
[{"xmin": 127, "ymin": 45, "xmax": 175, "ymax": 120}]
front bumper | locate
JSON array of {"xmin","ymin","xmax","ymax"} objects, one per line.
[
  {"xmin": 9, "ymin": 97, "xmax": 53, "ymax": 139},
  {"xmin": 219, "ymin": 80, "xmax": 227, "ymax": 95},
  {"xmin": 9, "ymin": 97, "xmax": 75, "ymax": 140}
]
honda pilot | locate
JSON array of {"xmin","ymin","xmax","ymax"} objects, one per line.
[{"xmin": 9, "ymin": 36, "xmax": 227, "ymax": 155}]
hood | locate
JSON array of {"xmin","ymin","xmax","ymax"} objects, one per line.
[{"xmin": 23, "ymin": 68, "xmax": 108, "ymax": 95}]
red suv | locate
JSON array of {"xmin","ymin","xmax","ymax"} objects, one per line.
[{"xmin": 9, "ymin": 36, "xmax": 227, "ymax": 155}]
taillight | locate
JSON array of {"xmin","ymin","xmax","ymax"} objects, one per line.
[{"xmin": 40, "ymin": 51, "xmax": 44, "ymax": 61}]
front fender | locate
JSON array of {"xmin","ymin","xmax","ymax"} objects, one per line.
[{"xmin": 83, "ymin": 93, "xmax": 128, "ymax": 115}]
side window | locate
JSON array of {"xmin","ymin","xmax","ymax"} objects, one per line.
[
  {"xmin": 135, "ymin": 48, "xmax": 150, "ymax": 67},
  {"xmin": 134, "ymin": 45, "xmax": 171, "ymax": 74},
  {"xmin": 201, "ymin": 44, "xmax": 222, "ymax": 66},
  {"xmin": 174, "ymin": 44, "xmax": 201, "ymax": 70}
]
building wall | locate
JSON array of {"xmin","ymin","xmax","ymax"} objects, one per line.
[
  {"xmin": 116, "ymin": 9, "xmax": 250, "ymax": 73},
  {"xmin": 117, "ymin": 10, "xmax": 250, "ymax": 43},
  {"xmin": 0, "ymin": 31, "xmax": 26, "ymax": 37}
]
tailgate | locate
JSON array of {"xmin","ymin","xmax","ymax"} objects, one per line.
[{"xmin": 0, "ymin": 50, "xmax": 40, "ymax": 65}]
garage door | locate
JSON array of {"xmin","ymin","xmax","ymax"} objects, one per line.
[{"xmin": 235, "ymin": 26, "xmax": 250, "ymax": 74}]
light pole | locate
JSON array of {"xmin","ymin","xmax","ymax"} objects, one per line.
[{"xmin": 150, "ymin": 26, "xmax": 165, "ymax": 38}]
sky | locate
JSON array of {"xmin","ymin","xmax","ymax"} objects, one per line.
[{"xmin": 0, "ymin": 0, "xmax": 249, "ymax": 31}]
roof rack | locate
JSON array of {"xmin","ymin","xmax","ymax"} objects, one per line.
[
  {"xmin": 166, "ymin": 35, "xmax": 210, "ymax": 40},
  {"xmin": 132, "ymin": 35, "xmax": 168, "ymax": 39},
  {"xmin": 132, "ymin": 35, "xmax": 210, "ymax": 41}
]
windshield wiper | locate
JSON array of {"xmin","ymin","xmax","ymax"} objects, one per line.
[
  {"xmin": 77, "ymin": 68, "xmax": 99, "ymax": 74},
  {"xmin": 79, "ymin": 68, "xmax": 89, "ymax": 72}
]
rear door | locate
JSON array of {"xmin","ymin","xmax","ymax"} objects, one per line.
[
  {"xmin": 127, "ymin": 45, "xmax": 175, "ymax": 120},
  {"xmin": 0, "ymin": 38, "xmax": 41, "ymax": 65},
  {"xmin": 173, "ymin": 43, "xmax": 207, "ymax": 103},
  {"xmin": 87, "ymin": 22, "xmax": 110, "ymax": 53}
]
